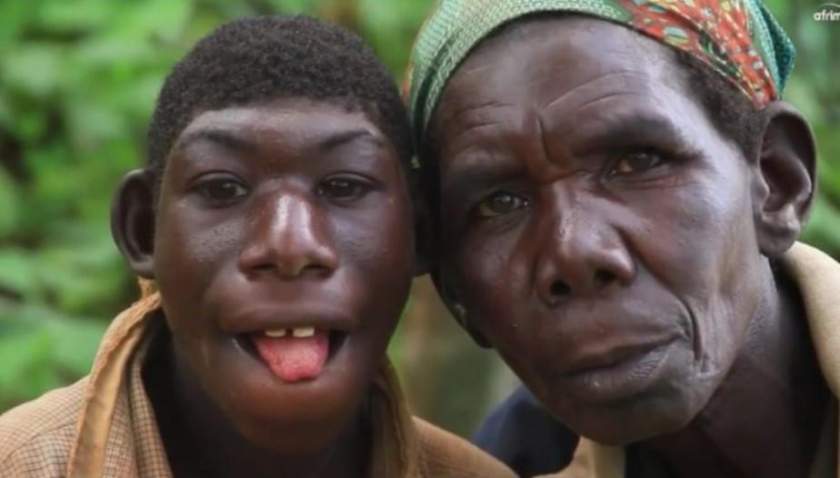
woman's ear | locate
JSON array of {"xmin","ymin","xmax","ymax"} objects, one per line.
[
  {"xmin": 111, "ymin": 169, "xmax": 157, "ymax": 278},
  {"xmin": 752, "ymin": 101, "xmax": 817, "ymax": 257},
  {"xmin": 430, "ymin": 267, "xmax": 493, "ymax": 348}
]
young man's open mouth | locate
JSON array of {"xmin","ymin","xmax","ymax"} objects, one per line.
[{"xmin": 247, "ymin": 327, "xmax": 350, "ymax": 383}]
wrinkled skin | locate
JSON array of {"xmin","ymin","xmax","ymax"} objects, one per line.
[
  {"xmin": 429, "ymin": 16, "xmax": 820, "ymax": 475},
  {"xmin": 113, "ymin": 99, "xmax": 415, "ymax": 477}
]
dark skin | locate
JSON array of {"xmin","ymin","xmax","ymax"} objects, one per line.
[
  {"xmin": 112, "ymin": 99, "xmax": 416, "ymax": 477},
  {"xmin": 429, "ymin": 17, "xmax": 822, "ymax": 477}
]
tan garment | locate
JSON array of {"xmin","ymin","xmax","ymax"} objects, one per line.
[
  {"xmin": 0, "ymin": 290, "xmax": 515, "ymax": 478},
  {"xmin": 544, "ymin": 242, "xmax": 840, "ymax": 478}
]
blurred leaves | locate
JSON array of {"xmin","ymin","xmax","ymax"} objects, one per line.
[
  {"xmin": 0, "ymin": 301, "xmax": 105, "ymax": 411},
  {"xmin": 791, "ymin": 0, "xmax": 840, "ymax": 253}
]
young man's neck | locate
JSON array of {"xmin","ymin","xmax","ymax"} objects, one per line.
[
  {"xmin": 641, "ymin": 260, "xmax": 830, "ymax": 478},
  {"xmin": 144, "ymin": 331, "xmax": 369, "ymax": 478}
]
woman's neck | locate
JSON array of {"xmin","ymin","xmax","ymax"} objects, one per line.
[
  {"xmin": 143, "ymin": 332, "xmax": 370, "ymax": 478},
  {"xmin": 641, "ymin": 262, "xmax": 830, "ymax": 478}
]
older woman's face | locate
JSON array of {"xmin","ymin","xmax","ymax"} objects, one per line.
[{"xmin": 431, "ymin": 18, "xmax": 768, "ymax": 444}]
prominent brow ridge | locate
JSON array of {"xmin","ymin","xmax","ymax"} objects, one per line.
[
  {"xmin": 316, "ymin": 129, "xmax": 382, "ymax": 152},
  {"xmin": 175, "ymin": 127, "xmax": 382, "ymax": 157},
  {"xmin": 587, "ymin": 116, "xmax": 690, "ymax": 150},
  {"xmin": 442, "ymin": 162, "xmax": 522, "ymax": 203},
  {"xmin": 176, "ymin": 129, "xmax": 256, "ymax": 154}
]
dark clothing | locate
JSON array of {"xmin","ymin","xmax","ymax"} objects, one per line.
[{"xmin": 474, "ymin": 386, "xmax": 578, "ymax": 477}]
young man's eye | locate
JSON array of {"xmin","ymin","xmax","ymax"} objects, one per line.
[
  {"xmin": 317, "ymin": 176, "xmax": 372, "ymax": 202},
  {"xmin": 196, "ymin": 178, "xmax": 249, "ymax": 204},
  {"xmin": 476, "ymin": 191, "xmax": 530, "ymax": 218},
  {"xmin": 608, "ymin": 150, "xmax": 666, "ymax": 177}
]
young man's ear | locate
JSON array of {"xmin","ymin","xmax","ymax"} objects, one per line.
[
  {"xmin": 111, "ymin": 169, "xmax": 157, "ymax": 278},
  {"xmin": 430, "ymin": 267, "xmax": 493, "ymax": 348},
  {"xmin": 752, "ymin": 101, "xmax": 817, "ymax": 257}
]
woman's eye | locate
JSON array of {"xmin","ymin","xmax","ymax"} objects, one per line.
[
  {"xmin": 317, "ymin": 177, "xmax": 370, "ymax": 201},
  {"xmin": 609, "ymin": 150, "xmax": 665, "ymax": 177},
  {"xmin": 196, "ymin": 178, "xmax": 248, "ymax": 204},
  {"xmin": 476, "ymin": 191, "xmax": 529, "ymax": 218}
]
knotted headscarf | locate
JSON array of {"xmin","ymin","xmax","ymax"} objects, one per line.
[{"xmin": 407, "ymin": 0, "xmax": 796, "ymax": 146}]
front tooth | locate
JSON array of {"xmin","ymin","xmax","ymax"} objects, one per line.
[
  {"xmin": 292, "ymin": 326, "xmax": 315, "ymax": 338},
  {"xmin": 265, "ymin": 329, "xmax": 288, "ymax": 338}
]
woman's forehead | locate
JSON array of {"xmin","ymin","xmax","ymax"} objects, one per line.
[
  {"xmin": 430, "ymin": 17, "xmax": 723, "ymax": 177},
  {"xmin": 408, "ymin": 0, "xmax": 794, "ymax": 147},
  {"xmin": 437, "ymin": 18, "xmax": 679, "ymax": 128},
  {"xmin": 454, "ymin": 17, "xmax": 674, "ymax": 89}
]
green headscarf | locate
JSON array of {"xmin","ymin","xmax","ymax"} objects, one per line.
[{"xmin": 407, "ymin": 0, "xmax": 795, "ymax": 146}]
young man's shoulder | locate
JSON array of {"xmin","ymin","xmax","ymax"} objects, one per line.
[
  {"xmin": 413, "ymin": 417, "xmax": 517, "ymax": 478},
  {"xmin": 0, "ymin": 377, "xmax": 87, "ymax": 476}
]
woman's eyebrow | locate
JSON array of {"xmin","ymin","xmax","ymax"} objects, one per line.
[
  {"xmin": 569, "ymin": 114, "xmax": 691, "ymax": 154},
  {"xmin": 441, "ymin": 158, "xmax": 522, "ymax": 202}
]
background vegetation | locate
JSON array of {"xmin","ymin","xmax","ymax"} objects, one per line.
[{"xmin": 1, "ymin": 0, "xmax": 838, "ymax": 437}]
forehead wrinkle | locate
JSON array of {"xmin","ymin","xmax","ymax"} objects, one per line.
[
  {"xmin": 539, "ymin": 70, "xmax": 660, "ymax": 115},
  {"xmin": 546, "ymin": 93, "xmax": 663, "ymax": 143},
  {"xmin": 437, "ymin": 99, "xmax": 510, "ymax": 137},
  {"xmin": 531, "ymin": 112, "xmax": 570, "ymax": 181},
  {"xmin": 447, "ymin": 60, "xmax": 502, "ymax": 86},
  {"xmin": 538, "ymin": 68, "xmax": 705, "ymax": 158},
  {"xmin": 438, "ymin": 101, "xmax": 524, "ymax": 160}
]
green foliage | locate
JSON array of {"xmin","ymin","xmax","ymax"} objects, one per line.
[
  {"xmin": 787, "ymin": 0, "xmax": 840, "ymax": 254},
  {"xmin": 0, "ymin": 300, "xmax": 105, "ymax": 411},
  {"xmin": 0, "ymin": 0, "xmax": 199, "ymax": 410}
]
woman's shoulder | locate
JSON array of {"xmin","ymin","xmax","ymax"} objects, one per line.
[
  {"xmin": 412, "ymin": 416, "xmax": 517, "ymax": 478},
  {"xmin": 0, "ymin": 377, "xmax": 88, "ymax": 476}
]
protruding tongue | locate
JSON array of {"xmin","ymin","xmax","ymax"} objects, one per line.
[{"xmin": 252, "ymin": 331, "xmax": 329, "ymax": 383}]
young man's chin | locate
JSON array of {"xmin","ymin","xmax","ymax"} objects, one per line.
[{"xmin": 234, "ymin": 414, "xmax": 356, "ymax": 455}]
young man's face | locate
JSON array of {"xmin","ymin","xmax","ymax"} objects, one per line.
[
  {"xmin": 431, "ymin": 18, "xmax": 770, "ymax": 445},
  {"xmin": 152, "ymin": 99, "xmax": 415, "ymax": 451}
]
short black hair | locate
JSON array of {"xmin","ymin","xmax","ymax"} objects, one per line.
[{"xmin": 147, "ymin": 15, "xmax": 412, "ymax": 188}]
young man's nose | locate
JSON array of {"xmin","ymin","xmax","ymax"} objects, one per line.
[
  {"xmin": 239, "ymin": 191, "xmax": 338, "ymax": 279},
  {"xmin": 534, "ymin": 195, "xmax": 635, "ymax": 306}
]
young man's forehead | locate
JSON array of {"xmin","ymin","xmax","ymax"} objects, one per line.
[{"xmin": 173, "ymin": 103, "xmax": 388, "ymax": 153}]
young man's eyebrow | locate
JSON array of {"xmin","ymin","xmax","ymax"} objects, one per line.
[
  {"xmin": 317, "ymin": 128, "xmax": 384, "ymax": 152},
  {"xmin": 174, "ymin": 126, "xmax": 385, "ymax": 160},
  {"xmin": 175, "ymin": 129, "xmax": 257, "ymax": 154}
]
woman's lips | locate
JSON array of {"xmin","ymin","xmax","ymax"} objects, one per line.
[{"xmin": 556, "ymin": 339, "xmax": 677, "ymax": 404}]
